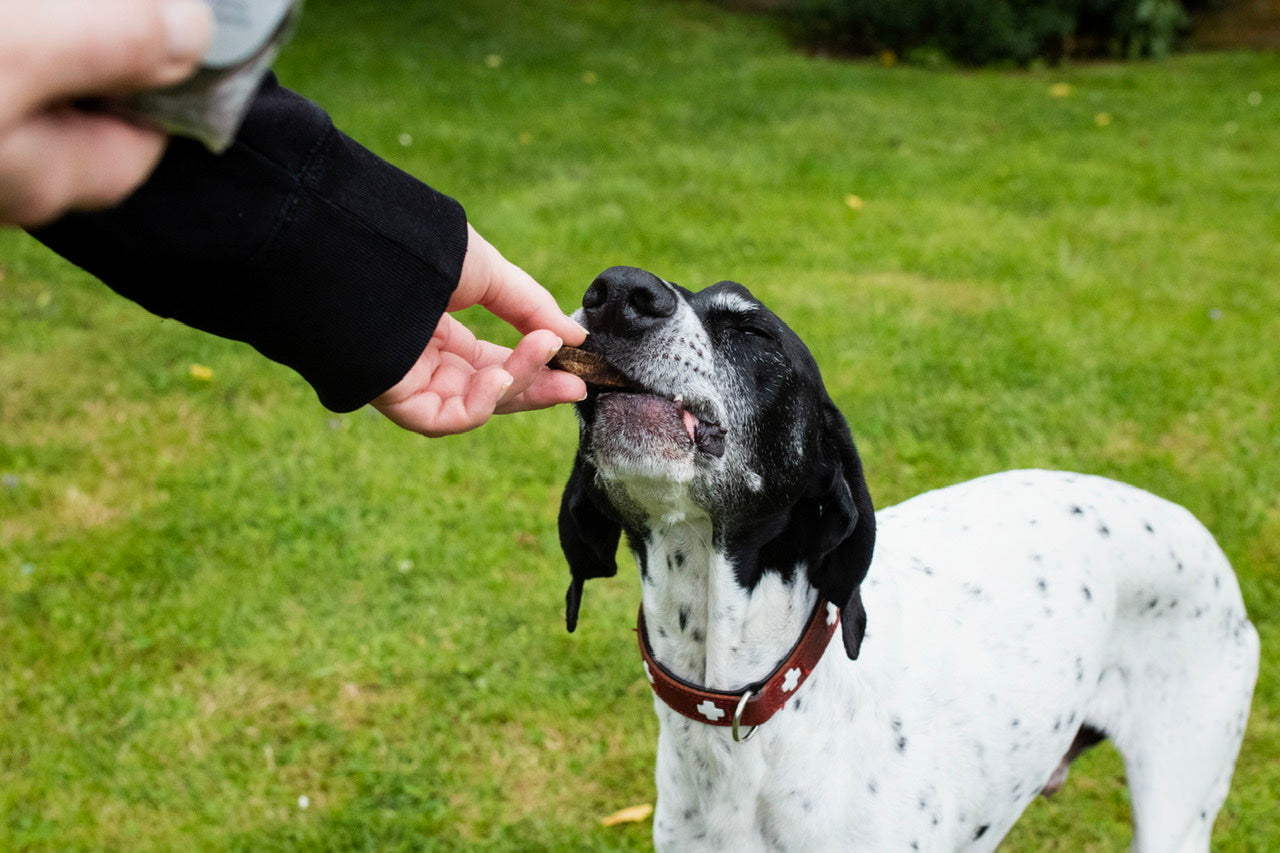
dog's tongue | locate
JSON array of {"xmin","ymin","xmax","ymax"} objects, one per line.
[{"xmin": 681, "ymin": 409, "xmax": 698, "ymax": 442}]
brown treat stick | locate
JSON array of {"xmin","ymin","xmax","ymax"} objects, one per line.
[{"xmin": 548, "ymin": 346, "xmax": 631, "ymax": 389}]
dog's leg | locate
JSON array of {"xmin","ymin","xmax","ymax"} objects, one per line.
[
  {"xmin": 1041, "ymin": 724, "xmax": 1106, "ymax": 797},
  {"xmin": 1090, "ymin": 546, "xmax": 1259, "ymax": 852}
]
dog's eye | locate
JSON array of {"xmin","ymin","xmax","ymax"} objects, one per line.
[{"xmin": 734, "ymin": 324, "xmax": 774, "ymax": 341}]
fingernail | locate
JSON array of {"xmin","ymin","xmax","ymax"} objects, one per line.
[{"xmin": 164, "ymin": 0, "xmax": 215, "ymax": 64}]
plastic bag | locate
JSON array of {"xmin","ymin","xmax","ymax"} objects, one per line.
[{"xmin": 110, "ymin": 0, "xmax": 304, "ymax": 153}]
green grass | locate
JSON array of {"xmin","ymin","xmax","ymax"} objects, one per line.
[{"xmin": 2, "ymin": 0, "xmax": 1278, "ymax": 848}]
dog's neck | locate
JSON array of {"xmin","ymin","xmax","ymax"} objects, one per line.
[{"xmin": 636, "ymin": 506, "xmax": 819, "ymax": 692}]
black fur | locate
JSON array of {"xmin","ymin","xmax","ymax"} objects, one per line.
[{"xmin": 559, "ymin": 453, "xmax": 622, "ymax": 633}]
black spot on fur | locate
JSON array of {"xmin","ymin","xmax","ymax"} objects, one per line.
[
  {"xmin": 1098, "ymin": 524, "xmax": 1111, "ymax": 537},
  {"xmin": 1082, "ymin": 585, "xmax": 1093, "ymax": 602},
  {"xmin": 1144, "ymin": 521, "xmax": 1155, "ymax": 533},
  {"xmin": 1070, "ymin": 505, "xmax": 1084, "ymax": 516},
  {"xmin": 678, "ymin": 607, "xmax": 689, "ymax": 632},
  {"xmin": 674, "ymin": 551, "xmax": 685, "ymax": 568},
  {"xmin": 1036, "ymin": 578, "xmax": 1048, "ymax": 594},
  {"xmin": 974, "ymin": 824, "xmax": 990, "ymax": 840},
  {"xmin": 897, "ymin": 736, "xmax": 908, "ymax": 753}
]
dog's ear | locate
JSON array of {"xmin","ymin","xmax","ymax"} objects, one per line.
[
  {"xmin": 803, "ymin": 401, "xmax": 876, "ymax": 660},
  {"xmin": 558, "ymin": 454, "xmax": 621, "ymax": 633}
]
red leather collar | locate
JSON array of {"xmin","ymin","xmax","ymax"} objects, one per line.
[{"xmin": 637, "ymin": 598, "xmax": 840, "ymax": 739}]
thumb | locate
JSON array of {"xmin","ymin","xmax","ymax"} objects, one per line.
[{"xmin": 11, "ymin": 0, "xmax": 214, "ymax": 109}]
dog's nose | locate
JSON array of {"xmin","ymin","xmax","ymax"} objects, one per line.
[{"xmin": 583, "ymin": 266, "xmax": 676, "ymax": 337}]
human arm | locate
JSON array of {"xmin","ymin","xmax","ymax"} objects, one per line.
[{"xmin": 30, "ymin": 75, "xmax": 585, "ymax": 429}]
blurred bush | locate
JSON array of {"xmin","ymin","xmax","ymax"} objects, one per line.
[{"xmin": 785, "ymin": 0, "xmax": 1192, "ymax": 65}]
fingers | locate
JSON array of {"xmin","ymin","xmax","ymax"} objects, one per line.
[
  {"xmin": 0, "ymin": 0, "xmax": 213, "ymax": 226},
  {"xmin": 3, "ymin": 0, "xmax": 214, "ymax": 113},
  {"xmin": 454, "ymin": 225, "xmax": 587, "ymax": 346},
  {"xmin": 372, "ymin": 366, "xmax": 514, "ymax": 439},
  {"xmin": 494, "ymin": 331, "xmax": 589, "ymax": 414},
  {"xmin": 369, "ymin": 324, "xmax": 588, "ymax": 437},
  {"xmin": 495, "ymin": 369, "xmax": 588, "ymax": 415},
  {"xmin": 0, "ymin": 108, "xmax": 167, "ymax": 226}
]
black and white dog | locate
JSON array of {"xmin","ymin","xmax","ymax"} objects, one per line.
[{"xmin": 558, "ymin": 266, "xmax": 1259, "ymax": 852}]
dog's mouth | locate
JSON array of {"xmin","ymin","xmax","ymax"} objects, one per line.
[
  {"xmin": 551, "ymin": 343, "xmax": 728, "ymax": 459},
  {"xmin": 596, "ymin": 391, "xmax": 728, "ymax": 459}
]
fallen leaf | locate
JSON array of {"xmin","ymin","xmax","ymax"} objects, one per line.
[
  {"xmin": 1094, "ymin": 112, "xmax": 1112, "ymax": 127},
  {"xmin": 1049, "ymin": 82, "xmax": 1073, "ymax": 98},
  {"xmin": 600, "ymin": 803, "xmax": 654, "ymax": 827},
  {"xmin": 188, "ymin": 364, "xmax": 214, "ymax": 382},
  {"xmin": 844, "ymin": 194, "xmax": 865, "ymax": 211}
]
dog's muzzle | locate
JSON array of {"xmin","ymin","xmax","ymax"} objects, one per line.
[{"xmin": 574, "ymin": 267, "xmax": 728, "ymax": 461}]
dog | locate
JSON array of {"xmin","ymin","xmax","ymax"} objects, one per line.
[{"xmin": 557, "ymin": 266, "xmax": 1259, "ymax": 852}]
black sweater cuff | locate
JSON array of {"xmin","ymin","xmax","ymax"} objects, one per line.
[{"xmin": 32, "ymin": 76, "xmax": 468, "ymax": 412}]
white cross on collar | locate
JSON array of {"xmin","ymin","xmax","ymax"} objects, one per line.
[{"xmin": 696, "ymin": 699, "xmax": 726, "ymax": 721}]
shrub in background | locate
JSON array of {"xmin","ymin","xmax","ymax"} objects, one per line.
[{"xmin": 788, "ymin": 0, "xmax": 1192, "ymax": 64}]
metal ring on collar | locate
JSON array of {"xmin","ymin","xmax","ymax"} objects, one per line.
[{"xmin": 731, "ymin": 690, "xmax": 758, "ymax": 743}]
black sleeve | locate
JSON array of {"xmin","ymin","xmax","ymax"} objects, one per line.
[{"xmin": 30, "ymin": 75, "xmax": 468, "ymax": 413}]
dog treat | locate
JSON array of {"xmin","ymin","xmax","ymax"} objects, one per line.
[{"xmin": 548, "ymin": 346, "xmax": 631, "ymax": 389}]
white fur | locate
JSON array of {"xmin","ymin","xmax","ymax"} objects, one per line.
[{"xmin": 639, "ymin": 469, "xmax": 1259, "ymax": 852}]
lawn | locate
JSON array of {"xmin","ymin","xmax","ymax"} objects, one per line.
[{"xmin": 1, "ymin": 0, "xmax": 1277, "ymax": 849}]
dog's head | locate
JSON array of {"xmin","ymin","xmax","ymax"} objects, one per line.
[{"xmin": 558, "ymin": 266, "xmax": 875, "ymax": 658}]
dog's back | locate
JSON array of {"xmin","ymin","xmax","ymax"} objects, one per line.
[{"xmin": 858, "ymin": 470, "xmax": 1258, "ymax": 851}]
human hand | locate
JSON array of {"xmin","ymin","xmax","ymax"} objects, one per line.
[
  {"xmin": 0, "ymin": 0, "xmax": 214, "ymax": 227},
  {"xmin": 371, "ymin": 225, "xmax": 590, "ymax": 437}
]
